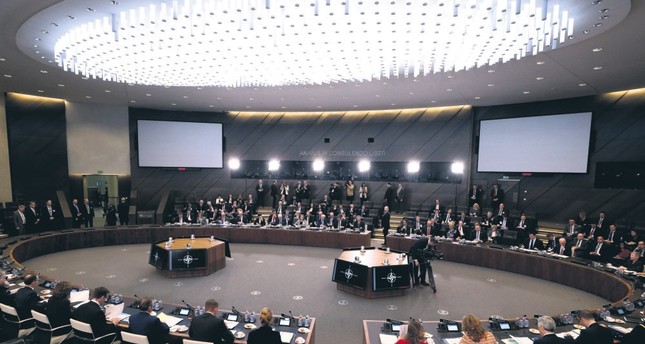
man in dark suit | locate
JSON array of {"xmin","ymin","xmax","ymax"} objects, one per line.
[
  {"xmin": 40, "ymin": 199, "xmax": 60, "ymax": 231},
  {"xmin": 117, "ymin": 197, "xmax": 129, "ymax": 226},
  {"xmin": 384, "ymin": 183, "xmax": 395, "ymax": 209},
  {"xmin": 255, "ymin": 179, "xmax": 265, "ymax": 207},
  {"xmin": 352, "ymin": 215, "xmax": 366, "ymax": 232},
  {"xmin": 563, "ymin": 218, "xmax": 581, "ymax": 241},
  {"xmin": 129, "ymin": 298, "xmax": 173, "ymax": 344},
  {"xmin": 535, "ymin": 316, "xmax": 567, "ymax": 344},
  {"xmin": 25, "ymin": 201, "xmax": 41, "ymax": 233},
  {"xmin": 569, "ymin": 310, "xmax": 613, "ymax": 344},
  {"xmin": 585, "ymin": 223, "xmax": 604, "ymax": 241},
  {"xmin": 270, "ymin": 180, "xmax": 279, "ymax": 208},
  {"xmin": 14, "ymin": 274, "xmax": 40, "ymax": 320},
  {"xmin": 13, "ymin": 204, "xmax": 26, "ymax": 235},
  {"xmin": 381, "ymin": 206, "xmax": 391, "ymax": 244},
  {"xmin": 525, "ymin": 232, "xmax": 544, "ymax": 250},
  {"xmin": 409, "ymin": 237, "xmax": 429, "ymax": 288},
  {"xmin": 544, "ymin": 233, "xmax": 558, "ymax": 251},
  {"xmin": 82, "ymin": 199, "xmax": 95, "ymax": 228},
  {"xmin": 188, "ymin": 299, "xmax": 234, "ymax": 344},
  {"xmin": 72, "ymin": 286, "xmax": 119, "ymax": 343},
  {"xmin": 604, "ymin": 224, "xmax": 621, "ymax": 246},
  {"xmin": 490, "ymin": 183, "xmax": 504, "ymax": 212},
  {"xmin": 576, "ymin": 211, "xmax": 591, "ymax": 232},
  {"xmin": 70, "ymin": 198, "xmax": 83, "ymax": 228},
  {"xmin": 555, "ymin": 238, "xmax": 571, "ymax": 257},
  {"xmin": 468, "ymin": 184, "xmax": 482, "ymax": 208},
  {"xmin": 588, "ymin": 235, "xmax": 612, "ymax": 262},
  {"xmin": 571, "ymin": 233, "xmax": 589, "ymax": 258},
  {"xmin": 469, "ymin": 224, "xmax": 488, "ymax": 243}
]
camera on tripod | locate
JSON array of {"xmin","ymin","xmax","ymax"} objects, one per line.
[{"xmin": 418, "ymin": 247, "xmax": 444, "ymax": 261}]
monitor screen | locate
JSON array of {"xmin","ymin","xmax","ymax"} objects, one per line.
[
  {"xmin": 137, "ymin": 120, "xmax": 223, "ymax": 168},
  {"xmin": 391, "ymin": 324, "xmax": 401, "ymax": 332},
  {"xmin": 477, "ymin": 112, "xmax": 592, "ymax": 173},
  {"xmin": 227, "ymin": 313, "xmax": 238, "ymax": 321},
  {"xmin": 279, "ymin": 317, "xmax": 291, "ymax": 326},
  {"xmin": 499, "ymin": 322, "xmax": 511, "ymax": 330},
  {"xmin": 372, "ymin": 265, "xmax": 411, "ymax": 291},
  {"xmin": 331, "ymin": 259, "xmax": 368, "ymax": 289},
  {"xmin": 447, "ymin": 324, "xmax": 459, "ymax": 332}
]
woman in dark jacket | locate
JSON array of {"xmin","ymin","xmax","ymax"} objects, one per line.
[
  {"xmin": 45, "ymin": 281, "xmax": 72, "ymax": 330},
  {"xmin": 247, "ymin": 307, "xmax": 281, "ymax": 344}
]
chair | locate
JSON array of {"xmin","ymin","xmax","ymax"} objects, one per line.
[
  {"xmin": 183, "ymin": 339, "xmax": 212, "ymax": 344},
  {"xmin": 0, "ymin": 303, "xmax": 35, "ymax": 338},
  {"xmin": 121, "ymin": 331, "xmax": 150, "ymax": 344},
  {"xmin": 31, "ymin": 310, "xmax": 72, "ymax": 344},
  {"xmin": 70, "ymin": 318, "xmax": 116, "ymax": 344}
]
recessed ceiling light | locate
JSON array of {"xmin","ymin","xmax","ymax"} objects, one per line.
[
  {"xmin": 578, "ymin": 83, "xmax": 587, "ymax": 87},
  {"xmin": 523, "ymin": 91, "xmax": 530, "ymax": 94},
  {"xmin": 209, "ymin": 105, "xmax": 214, "ymax": 108},
  {"xmin": 582, "ymin": 30, "xmax": 591, "ymax": 34},
  {"xmin": 352, "ymin": 105, "xmax": 358, "ymax": 108},
  {"xmin": 37, "ymin": 90, "xmax": 44, "ymax": 93},
  {"xmin": 85, "ymin": 96, "xmax": 92, "ymax": 98},
  {"xmin": 599, "ymin": 15, "xmax": 609, "ymax": 20},
  {"xmin": 536, "ymin": 76, "xmax": 544, "ymax": 80},
  {"xmin": 105, "ymin": 90, "xmax": 111, "ymax": 93},
  {"xmin": 536, "ymin": 61, "xmax": 545, "ymax": 65},
  {"xmin": 446, "ymin": 88, "xmax": 452, "ymax": 92},
  {"xmin": 4, "ymin": 74, "xmax": 12, "ymax": 78},
  {"xmin": 390, "ymin": 103, "xmax": 396, "ymax": 106},
  {"xmin": 487, "ymin": 83, "xmax": 495, "ymax": 87},
  {"xmin": 375, "ymin": 94, "xmax": 380, "ymax": 97},
  {"xmin": 431, "ymin": 100, "xmax": 437, "ymax": 103},
  {"xmin": 593, "ymin": 23, "xmax": 602, "ymax": 27},
  {"xmin": 110, "ymin": 0, "xmax": 119, "ymax": 4},
  {"xmin": 0, "ymin": 58, "xmax": 5, "ymax": 62},
  {"xmin": 130, "ymin": 100, "xmax": 136, "ymax": 103},
  {"xmin": 474, "ymin": 96, "xmax": 481, "ymax": 99},
  {"xmin": 408, "ymin": 92, "xmax": 414, "ymax": 95},
  {"xmin": 51, "ymin": 23, "xmax": 58, "ymax": 27},
  {"xmin": 593, "ymin": 66, "xmax": 603, "ymax": 70},
  {"xmin": 592, "ymin": 0, "xmax": 603, "ymax": 5},
  {"xmin": 599, "ymin": 9, "xmax": 609, "ymax": 13},
  {"xmin": 447, "ymin": 75, "xmax": 454, "ymax": 78},
  {"xmin": 487, "ymin": 69, "xmax": 495, "ymax": 73},
  {"xmin": 246, "ymin": 105, "xmax": 252, "ymax": 108},
  {"xmin": 183, "ymin": 96, "xmax": 189, "ymax": 98},
  {"xmin": 592, "ymin": 48, "xmax": 603, "ymax": 52},
  {"xmin": 172, "ymin": 103, "xmax": 177, "ymax": 106},
  {"xmin": 57, "ymin": 84, "xmax": 64, "ymax": 87},
  {"xmin": 67, "ymin": 15, "xmax": 75, "ymax": 20},
  {"xmin": 145, "ymin": 93, "xmax": 151, "ymax": 96}
]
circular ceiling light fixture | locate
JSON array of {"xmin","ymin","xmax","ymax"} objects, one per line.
[{"xmin": 18, "ymin": 0, "xmax": 631, "ymax": 88}]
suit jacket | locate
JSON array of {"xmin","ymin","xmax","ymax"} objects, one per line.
[
  {"xmin": 14, "ymin": 286, "xmax": 39, "ymax": 320},
  {"xmin": 72, "ymin": 300, "xmax": 117, "ymax": 337},
  {"xmin": 381, "ymin": 212, "xmax": 391, "ymax": 230},
  {"xmin": 82, "ymin": 204, "xmax": 95, "ymax": 219},
  {"xmin": 247, "ymin": 325, "xmax": 281, "ymax": 344},
  {"xmin": 588, "ymin": 242, "xmax": 612, "ymax": 260},
  {"xmin": 188, "ymin": 312, "xmax": 234, "ymax": 344},
  {"xmin": 525, "ymin": 238, "xmax": 545, "ymax": 250},
  {"xmin": 128, "ymin": 311, "xmax": 169, "ymax": 344},
  {"xmin": 555, "ymin": 244, "xmax": 572, "ymax": 257},
  {"xmin": 71, "ymin": 204, "xmax": 83, "ymax": 222},
  {"xmin": 563, "ymin": 224, "xmax": 580, "ymax": 237},
  {"xmin": 534, "ymin": 333, "xmax": 568, "ymax": 344},
  {"xmin": 620, "ymin": 324, "xmax": 645, "ymax": 344},
  {"xmin": 13, "ymin": 210, "xmax": 26, "ymax": 232},
  {"xmin": 573, "ymin": 323, "xmax": 613, "ymax": 344},
  {"xmin": 45, "ymin": 295, "xmax": 71, "ymax": 329},
  {"xmin": 25, "ymin": 207, "xmax": 40, "ymax": 226},
  {"xmin": 469, "ymin": 230, "xmax": 488, "ymax": 242},
  {"xmin": 545, "ymin": 239, "xmax": 558, "ymax": 251}
]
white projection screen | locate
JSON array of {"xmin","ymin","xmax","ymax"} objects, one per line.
[
  {"xmin": 137, "ymin": 120, "xmax": 223, "ymax": 168},
  {"xmin": 477, "ymin": 112, "xmax": 592, "ymax": 173}
]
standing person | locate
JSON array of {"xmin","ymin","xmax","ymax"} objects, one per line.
[
  {"xmin": 270, "ymin": 180, "xmax": 279, "ymax": 208},
  {"xmin": 70, "ymin": 198, "xmax": 83, "ymax": 228},
  {"xmin": 359, "ymin": 183, "xmax": 368, "ymax": 207},
  {"xmin": 490, "ymin": 183, "xmax": 504, "ymax": 212},
  {"xmin": 384, "ymin": 183, "xmax": 395, "ymax": 209},
  {"xmin": 302, "ymin": 180, "xmax": 310, "ymax": 201},
  {"xmin": 104, "ymin": 204, "xmax": 118, "ymax": 226},
  {"xmin": 247, "ymin": 308, "xmax": 281, "ymax": 344},
  {"xmin": 117, "ymin": 197, "xmax": 129, "ymax": 226},
  {"xmin": 25, "ymin": 201, "xmax": 41, "ymax": 233},
  {"xmin": 256, "ymin": 179, "xmax": 265, "ymax": 207},
  {"xmin": 468, "ymin": 184, "xmax": 482, "ymax": 208},
  {"xmin": 408, "ymin": 237, "xmax": 429, "ymax": 288},
  {"xmin": 459, "ymin": 314, "xmax": 496, "ymax": 344},
  {"xmin": 13, "ymin": 204, "xmax": 26, "ymax": 235},
  {"xmin": 394, "ymin": 319, "xmax": 426, "ymax": 344},
  {"xmin": 189, "ymin": 299, "xmax": 234, "ymax": 344},
  {"xmin": 382, "ymin": 206, "xmax": 391, "ymax": 244},
  {"xmin": 82, "ymin": 199, "xmax": 95, "ymax": 228},
  {"xmin": 345, "ymin": 180, "xmax": 355, "ymax": 203},
  {"xmin": 103, "ymin": 187, "xmax": 109, "ymax": 209},
  {"xmin": 396, "ymin": 183, "xmax": 405, "ymax": 213},
  {"xmin": 41, "ymin": 199, "xmax": 60, "ymax": 231}
]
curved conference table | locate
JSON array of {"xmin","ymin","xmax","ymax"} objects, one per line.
[{"xmin": 386, "ymin": 235, "xmax": 633, "ymax": 303}]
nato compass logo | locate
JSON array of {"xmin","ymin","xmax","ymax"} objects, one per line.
[
  {"xmin": 381, "ymin": 269, "xmax": 404, "ymax": 287},
  {"xmin": 153, "ymin": 251, "xmax": 160, "ymax": 262},
  {"xmin": 182, "ymin": 253, "xmax": 194, "ymax": 266},
  {"xmin": 340, "ymin": 265, "xmax": 359, "ymax": 282}
]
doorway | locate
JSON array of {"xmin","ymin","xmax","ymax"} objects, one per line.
[{"xmin": 83, "ymin": 175, "xmax": 119, "ymax": 227}]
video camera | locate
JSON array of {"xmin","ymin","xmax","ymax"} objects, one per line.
[{"xmin": 418, "ymin": 247, "xmax": 444, "ymax": 261}]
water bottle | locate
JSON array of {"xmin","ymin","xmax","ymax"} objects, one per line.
[
  {"xmin": 304, "ymin": 315, "xmax": 310, "ymax": 327},
  {"xmin": 244, "ymin": 311, "xmax": 250, "ymax": 323},
  {"xmin": 625, "ymin": 300, "xmax": 635, "ymax": 312},
  {"xmin": 566, "ymin": 313, "xmax": 573, "ymax": 324},
  {"xmin": 298, "ymin": 314, "xmax": 304, "ymax": 327},
  {"xmin": 522, "ymin": 315, "xmax": 529, "ymax": 328}
]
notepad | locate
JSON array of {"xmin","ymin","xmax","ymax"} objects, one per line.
[
  {"xmin": 224, "ymin": 320, "xmax": 239, "ymax": 329},
  {"xmin": 104, "ymin": 302, "xmax": 124, "ymax": 320},
  {"xmin": 280, "ymin": 331, "xmax": 294, "ymax": 344},
  {"xmin": 157, "ymin": 312, "xmax": 183, "ymax": 327},
  {"xmin": 70, "ymin": 289, "xmax": 90, "ymax": 303},
  {"xmin": 501, "ymin": 337, "xmax": 534, "ymax": 344}
]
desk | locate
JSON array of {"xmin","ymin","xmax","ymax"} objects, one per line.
[
  {"xmin": 334, "ymin": 249, "xmax": 411, "ymax": 299},
  {"xmin": 10, "ymin": 226, "xmax": 372, "ymax": 264},
  {"xmin": 385, "ymin": 236, "xmax": 632, "ymax": 303},
  {"xmin": 149, "ymin": 238, "xmax": 226, "ymax": 278}
]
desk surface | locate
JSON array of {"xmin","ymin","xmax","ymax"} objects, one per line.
[
  {"xmin": 156, "ymin": 238, "xmax": 223, "ymax": 250},
  {"xmin": 338, "ymin": 249, "xmax": 408, "ymax": 268}
]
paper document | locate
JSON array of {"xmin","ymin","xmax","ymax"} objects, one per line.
[
  {"xmin": 70, "ymin": 289, "xmax": 90, "ymax": 303},
  {"xmin": 379, "ymin": 333, "xmax": 397, "ymax": 344},
  {"xmin": 443, "ymin": 338, "xmax": 462, "ymax": 344},
  {"xmin": 556, "ymin": 329, "xmax": 580, "ymax": 339},
  {"xmin": 280, "ymin": 331, "xmax": 294, "ymax": 344},
  {"xmin": 224, "ymin": 320, "xmax": 239, "ymax": 329},
  {"xmin": 156, "ymin": 312, "xmax": 183, "ymax": 327},
  {"xmin": 501, "ymin": 337, "xmax": 534, "ymax": 344},
  {"xmin": 104, "ymin": 302, "xmax": 124, "ymax": 320}
]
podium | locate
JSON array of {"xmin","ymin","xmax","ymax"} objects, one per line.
[{"xmin": 149, "ymin": 238, "xmax": 226, "ymax": 278}]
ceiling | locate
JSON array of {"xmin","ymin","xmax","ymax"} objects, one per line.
[{"xmin": 2, "ymin": 0, "xmax": 645, "ymax": 113}]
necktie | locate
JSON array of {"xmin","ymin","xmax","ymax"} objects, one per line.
[
  {"xmin": 577, "ymin": 240, "xmax": 582, "ymax": 248},
  {"xmin": 476, "ymin": 232, "xmax": 480, "ymax": 240},
  {"xmin": 590, "ymin": 228, "xmax": 595, "ymax": 236},
  {"xmin": 609, "ymin": 232, "xmax": 614, "ymax": 241},
  {"xmin": 595, "ymin": 243, "xmax": 602, "ymax": 254},
  {"xmin": 20, "ymin": 212, "xmax": 25, "ymax": 224},
  {"xmin": 530, "ymin": 239, "xmax": 534, "ymax": 249}
]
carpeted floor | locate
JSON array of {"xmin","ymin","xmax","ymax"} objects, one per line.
[{"xmin": 23, "ymin": 243, "xmax": 608, "ymax": 344}]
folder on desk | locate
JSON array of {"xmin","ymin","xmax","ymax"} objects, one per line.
[
  {"xmin": 104, "ymin": 302, "xmax": 124, "ymax": 320},
  {"xmin": 224, "ymin": 320, "xmax": 239, "ymax": 330},
  {"xmin": 279, "ymin": 331, "xmax": 294, "ymax": 344},
  {"xmin": 70, "ymin": 289, "xmax": 90, "ymax": 303},
  {"xmin": 379, "ymin": 333, "xmax": 397, "ymax": 344}
]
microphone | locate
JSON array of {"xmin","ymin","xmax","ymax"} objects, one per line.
[
  {"xmin": 130, "ymin": 294, "xmax": 141, "ymax": 309},
  {"xmin": 232, "ymin": 306, "xmax": 242, "ymax": 316},
  {"xmin": 181, "ymin": 299, "xmax": 195, "ymax": 313}
]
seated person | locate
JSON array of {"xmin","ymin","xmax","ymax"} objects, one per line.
[
  {"xmin": 444, "ymin": 221, "xmax": 458, "ymax": 240},
  {"xmin": 14, "ymin": 274, "xmax": 41, "ymax": 320},
  {"xmin": 0, "ymin": 273, "xmax": 14, "ymax": 306},
  {"xmin": 534, "ymin": 316, "xmax": 567, "ymax": 344},
  {"xmin": 604, "ymin": 224, "xmax": 622, "ymax": 246},
  {"xmin": 247, "ymin": 308, "xmax": 281, "ymax": 344},
  {"xmin": 544, "ymin": 233, "xmax": 558, "ymax": 251},
  {"xmin": 563, "ymin": 218, "xmax": 580, "ymax": 240},
  {"xmin": 276, "ymin": 213, "xmax": 288, "ymax": 226},
  {"xmin": 487, "ymin": 225, "xmax": 501, "ymax": 244},
  {"xmin": 45, "ymin": 281, "xmax": 73, "ymax": 332},
  {"xmin": 254, "ymin": 214, "xmax": 267, "ymax": 226},
  {"xmin": 480, "ymin": 211, "xmax": 495, "ymax": 230},
  {"xmin": 469, "ymin": 224, "xmax": 488, "ymax": 243},
  {"xmin": 268, "ymin": 211, "xmax": 279, "ymax": 226},
  {"xmin": 588, "ymin": 235, "xmax": 612, "ymax": 262},
  {"xmin": 72, "ymin": 287, "xmax": 119, "ymax": 344},
  {"xmin": 567, "ymin": 310, "xmax": 613, "ymax": 344},
  {"xmin": 570, "ymin": 233, "xmax": 589, "ymax": 258},
  {"xmin": 189, "ymin": 299, "xmax": 234, "ymax": 344},
  {"xmin": 611, "ymin": 242, "xmax": 632, "ymax": 264},
  {"xmin": 352, "ymin": 215, "xmax": 366, "ymax": 232},
  {"xmin": 585, "ymin": 223, "xmax": 604, "ymax": 241},
  {"xmin": 459, "ymin": 314, "xmax": 496, "ymax": 344},
  {"xmin": 623, "ymin": 229, "xmax": 641, "ymax": 250},
  {"xmin": 469, "ymin": 203, "xmax": 480, "ymax": 217},
  {"xmin": 232, "ymin": 209, "xmax": 247, "ymax": 225},
  {"xmin": 293, "ymin": 213, "xmax": 308, "ymax": 227},
  {"xmin": 195, "ymin": 212, "xmax": 208, "ymax": 225},
  {"xmin": 619, "ymin": 251, "xmax": 644, "ymax": 273},
  {"xmin": 316, "ymin": 214, "xmax": 327, "ymax": 228},
  {"xmin": 173, "ymin": 211, "xmax": 186, "ymax": 224},
  {"xmin": 495, "ymin": 203, "xmax": 507, "ymax": 221},
  {"xmin": 455, "ymin": 220, "xmax": 469, "ymax": 240},
  {"xmin": 396, "ymin": 219, "xmax": 410, "ymax": 236},
  {"xmin": 394, "ymin": 319, "xmax": 426, "ymax": 344},
  {"xmin": 411, "ymin": 216, "xmax": 424, "ymax": 233},
  {"xmin": 443, "ymin": 209, "xmax": 454, "ymax": 224},
  {"xmin": 426, "ymin": 219, "xmax": 441, "ymax": 237},
  {"xmin": 524, "ymin": 232, "xmax": 544, "ymax": 250},
  {"xmin": 129, "ymin": 297, "xmax": 172, "ymax": 344},
  {"xmin": 620, "ymin": 324, "xmax": 645, "ymax": 344},
  {"xmin": 555, "ymin": 238, "xmax": 571, "ymax": 256}
]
